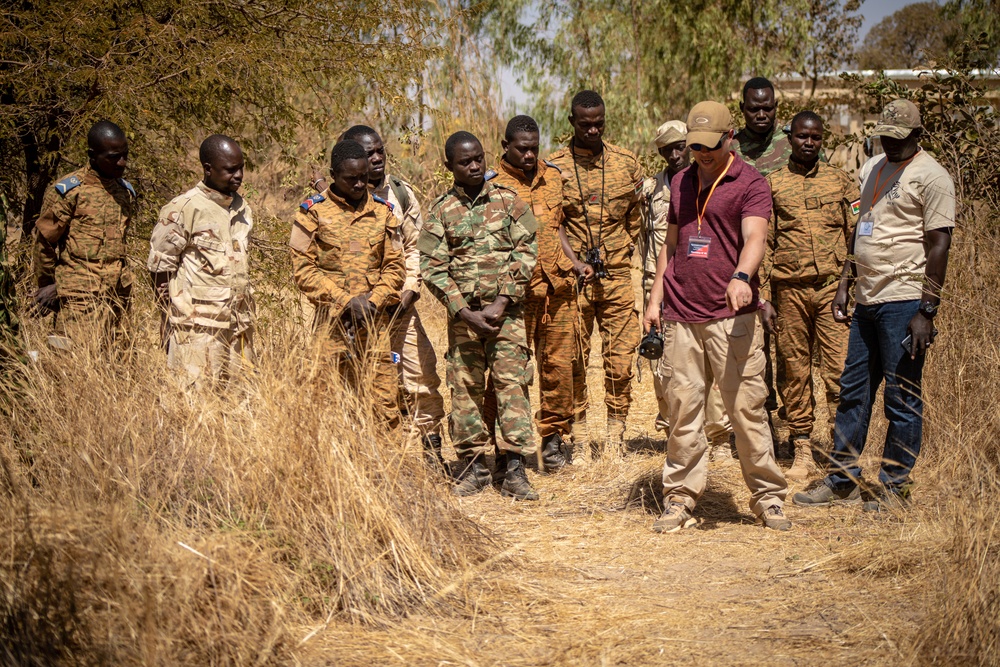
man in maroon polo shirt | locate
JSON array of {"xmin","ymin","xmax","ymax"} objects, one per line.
[{"xmin": 643, "ymin": 100, "xmax": 790, "ymax": 533}]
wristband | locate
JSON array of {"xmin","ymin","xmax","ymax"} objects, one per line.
[{"xmin": 731, "ymin": 271, "xmax": 750, "ymax": 283}]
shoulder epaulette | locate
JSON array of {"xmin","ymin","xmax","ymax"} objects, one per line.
[
  {"xmin": 118, "ymin": 178, "xmax": 136, "ymax": 198},
  {"xmin": 544, "ymin": 160, "xmax": 561, "ymax": 173},
  {"xmin": 300, "ymin": 193, "xmax": 325, "ymax": 212},
  {"xmin": 484, "ymin": 169, "xmax": 498, "ymax": 181},
  {"xmin": 372, "ymin": 194, "xmax": 394, "ymax": 211},
  {"xmin": 54, "ymin": 175, "xmax": 83, "ymax": 196}
]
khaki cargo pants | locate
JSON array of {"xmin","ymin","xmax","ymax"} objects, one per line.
[{"xmin": 661, "ymin": 313, "xmax": 787, "ymax": 516}]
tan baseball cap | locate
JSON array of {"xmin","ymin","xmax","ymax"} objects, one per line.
[
  {"xmin": 686, "ymin": 101, "xmax": 732, "ymax": 147},
  {"xmin": 873, "ymin": 99, "xmax": 922, "ymax": 139},
  {"xmin": 654, "ymin": 120, "xmax": 687, "ymax": 148}
]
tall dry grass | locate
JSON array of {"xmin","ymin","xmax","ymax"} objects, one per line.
[{"xmin": 0, "ymin": 279, "xmax": 492, "ymax": 664}]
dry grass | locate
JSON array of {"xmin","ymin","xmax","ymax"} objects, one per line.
[{"xmin": 1, "ymin": 176, "xmax": 998, "ymax": 667}]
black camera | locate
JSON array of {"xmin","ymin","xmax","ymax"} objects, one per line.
[
  {"xmin": 639, "ymin": 324, "xmax": 664, "ymax": 360},
  {"xmin": 584, "ymin": 247, "xmax": 609, "ymax": 281}
]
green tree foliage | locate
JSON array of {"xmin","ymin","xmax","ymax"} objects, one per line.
[
  {"xmin": 784, "ymin": 0, "xmax": 864, "ymax": 98},
  {"xmin": 854, "ymin": 1, "xmax": 960, "ymax": 70},
  {"xmin": 477, "ymin": 0, "xmax": 835, "ymax": 151},
  {"xmin": 943, "ymin": 0, "xmax": 1000, "ymax": 67},
  {"xmin": 0, "ymin": 0, "xmax": 436, "ymax": 234}
]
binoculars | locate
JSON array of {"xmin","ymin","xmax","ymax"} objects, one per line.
[
  {"xmin": 583, "ymin": 247, "xmax": 608, "ymax": 281},
  {"xmin": 639, "ymin": 324, "xmax": 664, "ymax": 360}
]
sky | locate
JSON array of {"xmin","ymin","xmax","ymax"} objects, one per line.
[{"xmin": 498, "ymin": 0, "xmax": 916, "ymax": 111}]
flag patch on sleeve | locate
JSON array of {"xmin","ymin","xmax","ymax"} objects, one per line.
[{"xmin": 850, "ymin": 199, "xmax": 861, "ymax": 216}]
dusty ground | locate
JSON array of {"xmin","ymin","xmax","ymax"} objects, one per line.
[{"xmin": 299, "ymin": 289, "xmax": 933, "ymax": 666}]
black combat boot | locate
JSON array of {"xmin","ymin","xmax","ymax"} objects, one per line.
[
  {"xmin": 540, "ymin": 433, "xmax": 567, "ymax": 473},
  {"xmin": 453, "ymin": 456, "xmax": 492, "ymax": 497},
  {"xmin": 421, "ymin": 433, "xmax": 447, "ymax": 474},
  {"xmin": 500, "ymin": 454, "xmax": 539, "ymax": 501}
]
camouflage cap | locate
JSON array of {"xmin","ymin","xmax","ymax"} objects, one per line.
[
  {"xmin": 873, "ymin": 99, "xmax": 922, "ymax": 140},
  {"xmin": 686, "ymin": 101, "xmax": 732, "ymax": 147},
  {"xmin": 654, "ymin": 120, "xmax": 687, "ymax": 148}
]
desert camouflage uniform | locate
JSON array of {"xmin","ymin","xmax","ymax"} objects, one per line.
[
  {"xmin": 483, "ymin": 158, "xmax": 577, "ymax": 440},
  {"xmin": 375, "ymin": 176, "xmax": 446, "ymax": 440},
  {"xmin": 34, "ymin": 167, "xmax": 135, "ymax": 344},
  {"xmin": 641, "ymin": 169, "xmax": 732, "ymax": 443},
  {"xmin": 0, "ymin": 194, "xmax": 18, "ymax": 354},
  {"xmin": 290, "ymin": 188, "xmax": 405, "ymax": 432},
  {"xmin": 418, "ymin": 181, "xmax": 538, "ymax": 458},
  {"xmin": 148, "ymin": 182, "xmax": 255, "ymax": 388},
  {"xmin": 547, "ymin": 141, "xmax": 642, "ymax": 429},
  {"xmin": 763, "ymin": 160, "xmax": 859, "ymax": 439}
]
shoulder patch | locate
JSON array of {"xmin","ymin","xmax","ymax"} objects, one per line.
[
  {"xmin": 850, "ymin": 199, "xmax": 861, "ymax": 216},
  {"xmin": 484, "ymin": 169, "xmax": 498, "ymax": 181},
  {"xmin": 544, "ymin": 160, "xmax": 561, "ymax": 173},
  {"xmin": 300, "ymin": 193, "xmax": 325, "ymax": 212},
  {"xmin": 372, "ymin": 194, "xmax": 395, "ymax": 211},
  {"xmin": 54, "ymin": 175, "xmax": 82, "ymax": 196},
  {"xmin": 118, "ymin": 178, "xmax": 136, "ymax": 198}
]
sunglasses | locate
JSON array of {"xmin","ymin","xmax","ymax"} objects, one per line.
[{"xmin": 689, "ymin": 138, "xmax": 726, "ymax": 152}]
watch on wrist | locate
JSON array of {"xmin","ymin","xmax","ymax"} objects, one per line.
[
  {"xmin": 918, "ymin": 301, "xmax": 938, "ymax": 319},
  {"xmin": 731, "ymin": 271, "xmax": 750, "ymax": 283}
]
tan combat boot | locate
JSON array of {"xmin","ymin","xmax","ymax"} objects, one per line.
[
  {"xmin": 785, "ymin": 436, "xmax": 815, "ymax": 481},
  {"xmin": 605, "ymin": 417, "xmax": 627, "ymax": 459}
]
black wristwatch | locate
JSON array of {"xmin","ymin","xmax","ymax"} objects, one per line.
[
  {"xmin": 917, "ymin": 301, "xmax": 938, "ymax": 319},
  {"xmin": 731, "ymin": 271, "xmax": 750, "ymax": 283}
]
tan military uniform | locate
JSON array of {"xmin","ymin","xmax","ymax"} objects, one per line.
[
  {"xmin": 148, "ymin": 182, "xmax": 255, "ymax": 387},
  {"xmin": 375, "ymin": 176, "xmax": 445, "ymax": 441},
  {"xmin": 641, "ymin": 168, "xmax": 732, "ymax": 445},
  {"xmin": 547, "ymin": 141, "xmax": 643, "ymax": 430},
  {"xmin": 763, "ymin": 160, "xmax": 860, "ymax": 439},
  {"xmin": 486, "ymin": 158, "xmax": 577, "ymax": 440},
  {"xmin": 34, "ymin": 167, "xmax": 134, "ymax": 344},
  {"xmin": 290, "ymin": 188, "xmax": 405, "ymax": 432}
]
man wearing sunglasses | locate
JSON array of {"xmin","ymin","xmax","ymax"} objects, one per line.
[{"xmin": 643, "ymin": 101, "xmax": 789, "ymax": 533}]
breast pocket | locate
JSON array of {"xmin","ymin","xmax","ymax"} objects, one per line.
[
  {"xmin": 65, "ymin": 223, "xmax": 105, "ymax": 261},
  {"xmin": 192, "ymin": 235, "xmax": 229, "ymax": 275},
  {"xmin": 605, "ymin": 183, "xmax": 636, "ymax": 221},
  {"xmin": 485, "ymin": 219, "xmax": 513, "ymax": 254},
  {"xmin": 314, "ymin": 224, "xmax": 343, "ymax": 272}
]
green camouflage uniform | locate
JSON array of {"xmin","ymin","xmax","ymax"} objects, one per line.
[
  {"xmin": 762, "ymin": 160, "xmax": 860, "ymax": 439},
  {"xmin": 33, "ymin": 167, "xmax": 135, "ymax": 343},
  {"xmin": 0, "ymin": 194, "xmax": 19, "ymax": 355},
  {"xmin": 418, "ymin": 181, "xmax": 538, "ymax": 458},
  {"xmin": 733, "ymin": 127, "xmax": 793, "ymax": 177}
]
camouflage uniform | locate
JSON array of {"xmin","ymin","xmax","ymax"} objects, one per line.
[
  {"xmin": 763, "ymin": 160, "xmax": 859, "ymax": 439},
  {"xmin": 547, "ymin": 141, "xmax": 642, "ymax": 430},
  {"xmin": 485, "ymin": 159, "xmax": 577, "ymax": 440},
  {"xmin": 418, "ymin": 181, "xmax": 538, "ymax": 458},
  {"xmin": 642, "ymin": 170, "xmax": 731, "ymax": 444},
  {"xmin": 34, "ymin": 167, "xmax": 135, "ymax": 344},
  {"xmin": 375, "ymin": 176, "xmax": 446, "ymax": 440},
  {"xmin": 148, "ymin": 182, "xmax": 255, "ymax": 388},
  {"xmin": 290, "ymin": 188, "xmax": 405, "ymax": 432}
]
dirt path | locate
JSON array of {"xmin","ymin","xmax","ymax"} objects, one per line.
[{"xmin": 304, "ymin": 318, "xmax": 925, "ymax": 665}]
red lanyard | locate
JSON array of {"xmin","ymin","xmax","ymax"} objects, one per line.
[
  {"xmin": 870, "ymin": 152, "xmax": 917, "ymax": 209},
  {"xmin": 695, "ymin": 154, "xmax": 734, "ymax": 236}
]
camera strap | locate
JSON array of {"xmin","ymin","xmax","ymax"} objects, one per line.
[{"xmin": 571, "ymin": 138, "xmax": 605, "ymax": 256}]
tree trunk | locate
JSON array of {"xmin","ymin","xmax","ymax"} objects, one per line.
[{"xmin": 20, "ymin": 129, "xmax": 61, "ymax": 239}]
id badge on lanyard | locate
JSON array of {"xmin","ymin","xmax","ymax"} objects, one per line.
[
  {"xmin": 687, "ymin": 235, "xmax": 712, "ymax": 259},
  {"xmin": 858, "ymin": 212, "xmax": 874, "ymax": 237}
]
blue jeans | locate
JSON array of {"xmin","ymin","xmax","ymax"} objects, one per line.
[{"xmin": 825, "ymin": 300, "xmax": 926, "ymax": 491}]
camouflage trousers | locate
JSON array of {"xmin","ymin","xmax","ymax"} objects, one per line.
[
  {"xmin": 54, "ymin": 285, "xmax": 131, "ymax": 349},
  {"xmin": 389, "ymin": 304, "xmax": 445, "ymax": 440},
  {"xmin": 483, "ymin": 288, "xmax": 578, "ymax": 440},
  {"xmin": 774, "ymin": 280, "xmax": 848, "ymax": 439},
  {"xmin": 573, "ymin": 268, "xmax": 640, "ymax": 422},
  {"xmin": 447, "ymin": 307, "xmax": 535, "ymax": 458},
  {"xmin": 166, "ymin": 325, "xmax": 255, "ymax": 390},
  {"xmin": 315, "ymin": 312, "xmax": 400, "ymax": 434}
]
